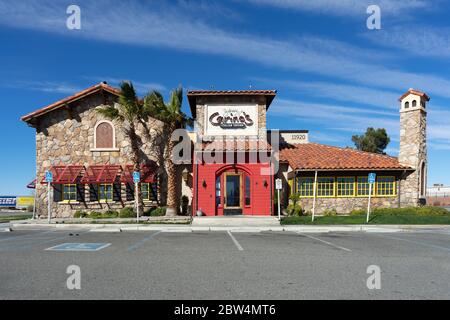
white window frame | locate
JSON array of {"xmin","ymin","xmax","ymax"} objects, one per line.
[{"xmin": 91, "ymin": 120, "xmax": 120, "ymax": 152}]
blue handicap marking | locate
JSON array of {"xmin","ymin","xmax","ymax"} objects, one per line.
[
  {"xmin": 368, "ymin": 173, "xmax": 377, "ymax": 184},
  {"xmin": 46, "ymin": 243, "xmax": 111, "ymax": 251},
  {"xmin": 45, "ymin": 170, "xmax": 53, "ymax": 183},
  {"xmin": 133, "ymin": 171, "xmax": 140, "ymax": 183}
]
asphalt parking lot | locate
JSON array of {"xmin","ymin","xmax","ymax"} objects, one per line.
[{"xmin": 1, "ymin": 228, "xmax": 450, "ymax": 300}]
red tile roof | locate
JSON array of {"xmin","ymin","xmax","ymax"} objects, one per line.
[
  {"xmin": 279, "ymin": 143, "xmax": 411, "ymax": 171},
  {"xmin": 187, "ymin": 90, "xmax": 277, "ymax": 96},
  {"xmin": 21, "ymin": 82, "xmax": 120, "ymax": 123},
  {"xmin": 399, "ymin": 88, "xmax": 430, "ymax": 102},
  {"xmin": 198, "ymin": 139, "xmax": 272, "ymax": 152}
]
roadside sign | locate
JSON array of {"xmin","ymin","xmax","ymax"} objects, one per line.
[
  {"xmin": 45, "ymin": 170, "xmax": 53, "ymax": 183},
  {"xmin": 275, "ymin": 178, "xmax": 282, "ymax": 190},
  {"xmin": 16, "ymin": 196, "xmax": 34, "ymax": 208},
  {"xmin": 0, "ymin": 196, "xmax": 16, "ymax": 207},
  {"xmin": 46, "ymin": 243, "xmax": 111, "ymax": 252},
  {"xmin": 367, "ymin": 173, "xmax": 376, "ymax": 223},
  {"xmin": 275, "ymin": 178, "xmax": 282, "ymax": 221},
  {"xmin": 133, "ymin": 171, "xmax": 141, "ymax": 183}
]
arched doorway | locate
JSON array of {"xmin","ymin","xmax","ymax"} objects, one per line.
[{"xmin": 215, "ymin": 166, "xmax": 252, "ymax": 216}]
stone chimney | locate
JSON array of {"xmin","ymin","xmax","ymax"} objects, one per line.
[{"xmin": 398, "ymin": 88, "xmax": 429, "ymax": 206}]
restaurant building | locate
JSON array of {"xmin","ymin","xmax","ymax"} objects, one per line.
[
  {"xmin": 21, "ymin": 83, "xmax": 164, "ymax": 218},
  {"xmin": 21, "ymin": 83, "xmax": 428, "ymax": 218}
]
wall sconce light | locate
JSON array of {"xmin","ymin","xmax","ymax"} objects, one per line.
[
  {"xmin": 202, "ymin": 179, "xmax": 207, "ymax": 188},
  {"xmin": 263, "ymin": 180, "xmax": 268, "ymax": 188},
  {"xmin": 182, "ymin": 168, "xmax": 190, "ymax": 183}
]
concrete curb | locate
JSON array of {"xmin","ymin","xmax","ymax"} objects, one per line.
[
  {"xmin": 9, "ymin": 222, "xmax": 450, "ymax": 233},
  {"xmin": 0, "ymin": 227, "xmax": 12, "ymax": 232},
  {"xmin": 89, "ymin": 228, "xmax": 123, "ymax": 233}
]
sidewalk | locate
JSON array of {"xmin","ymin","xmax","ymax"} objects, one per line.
[{"xmin": 8, "ymin": 218, "xmax": 450, "ymax": 233}]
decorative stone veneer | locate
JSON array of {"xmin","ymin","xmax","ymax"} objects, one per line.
[
  {"xmin": 34, "ymin": 92, "xmax": 166, "ymax": 218},
  {"xmin": 398, "ymin": 103, "xmax": 427, "ymax": 207},
  {"xmin": 298, "ymin": 196, "xmax": 398, "ymax": 215}
]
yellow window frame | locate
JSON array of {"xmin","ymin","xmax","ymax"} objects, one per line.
[
  {"xmin": 99, "ymin": 183, "xmax": 113, "ymax": 201},
  {"xmin": 62, "ymin": 184, "xmax": 77, "ymax": 202},
  {"xmin": 356, "ymin": 176, "xmax": 375, "ymax": 197},
  {"xmin": 288, "ymin": 179, "xmax": 294, "ymax": 197},
  {"xmin": 336, "ymin": 177, "xmax": 355, "ymax": 197},
  {"xmin": 376, "ymin": 176, "xmax": 396, "ymax": 197},
  {"xmin": 317, "ymin": 177, "xmax": 335, "ymax": 198},
  {"xmin": 297, "ymin": 177, "xmax": 315, "ymax": 198},
  {"xmin": 141, "ymin": 183, "xmax": 150, "ymax": 201}
]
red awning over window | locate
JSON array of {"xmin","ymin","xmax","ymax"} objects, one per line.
[
  {"xmin": 27, "ymin": 179, "xmax": 36, "ymax": 189},
  {"xmin": 41, "ymin": 165, "xmax": 85, "ymax": 184},
  {"xmin": 120, "ymin": 164, "xmax": 157, "ymax": 184},
  {"xmin": 81, "ymin": 165, "xmax": 122, "ymax": 184}
]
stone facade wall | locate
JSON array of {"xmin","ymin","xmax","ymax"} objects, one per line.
[
  {"xmin": 398, "ymin": 102, "xmax": 427, "ymax": 207},
  {"xmin": 290, "ymin": 171, "xmax": 402, "ymax": 214},
  {"xmin": 298, "ymin": 196, "xmax": 398, "ymax": 215},
  {"xmin": 35, "ymin": 92, "xmax": 166, "ymax": 218}
]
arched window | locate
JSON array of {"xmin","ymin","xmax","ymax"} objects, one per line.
[
  {"xmin": 420, "ymin": 161, "xmax": 426, "ymax": 197},
  {"xmin": 412, "ymin": 100, "xmax": 417, "ymax": 108},
  {"xmin": 405, "ymin": 102, "xmax": 410, "ymax": 109},
  {"xmin": 94, "ymin": 120, "xmax": 115, "ymax": 149}
]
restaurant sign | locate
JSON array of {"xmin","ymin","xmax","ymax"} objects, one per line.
[{"xmin": 205, "ymin": 105, "xmax": 258, "ymax": 136}]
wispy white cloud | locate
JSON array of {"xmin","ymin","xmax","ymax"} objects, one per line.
[
  {"xmin": 243, "ymin": 0, "xmax": 428, "ymax": 16},
  {"xmin": 1, "ymin": 80, "xmax": 83, "ymax": 94},
  {"xmin": 363, "ymin": 25, "xmax": 450, "ymax": 58},
  {"xmin": 84, "ymin": 76, "xmax": 167, "ymax": 94},
  {"xmin": 252, "ymin": 78, "xmax": 401, "ymax": 109},
  {"xmin": 269, "ymin": 98, "xmax": 400, "ymax": 135},
  {"xmin": 1, "ymin": 0, "xmax": 449, "ymax": 99},
  {"xmin": 429, "ymin": 142, "xmax": 450, "ymax": 151}
]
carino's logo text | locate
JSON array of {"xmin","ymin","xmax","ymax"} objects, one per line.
[{"xmin": 209, "ymin": 109, "xmax": 254, "ymax": 129}]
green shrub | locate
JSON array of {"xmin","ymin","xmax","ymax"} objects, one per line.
[
  {"xmin": 149, "ymin": 207, "xmax": 166, "ymax": 217},
  {"xmin": 103, "ymin": 210, "xmax": 119, "ymax": 218},
  {"xmin": 74, "ymin": 210, "xmax": 88, "ymax": 218},
  {"xmin": 373, "ymin": 206, "xmax": 448, "ymax": 216},
  {"xmin": 119, "ymin": 207, "xmax": 135, "ymax": 218},
  {"xmin": 323, "ymin": 208, "xmax": 338, "ymax": 216},
  {"xmin": 287, "ymin": 204, "xmax": 303, "ymax": 216},
  {"xmin": 289, "ymin": 193, "xmax": 301, "ymax": 206},
  {"xmin": 89, "ymin": 211, "xmax": 103, "ymax": 219},
  {"xmin": 350, "ymin": 209, "xmax": 365, "ymax": 216}
]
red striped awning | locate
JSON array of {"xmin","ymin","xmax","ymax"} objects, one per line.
[
  {"xmin": 120, "ymin": 164, "xmax": 157, "ymax": 183},
  {"xmin": 81, "ymin": 165, "xmax": 122, "ymax": 184},
  {"xmin": 41, "ymin": 165, "xmax": 85, "ymax": 184},
  {"xmin": 27, "ymin": 179, "xmax": 36, "ymax": 189}
]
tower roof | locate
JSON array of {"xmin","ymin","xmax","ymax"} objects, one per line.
[{"xmin": 399, "ymin": 88, "xmax": 430, "ymax": 102}]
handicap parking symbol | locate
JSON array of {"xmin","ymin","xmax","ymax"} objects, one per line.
[{"xmin": 46, "ymin": 243, "xmax": 111, "ymax": 251}]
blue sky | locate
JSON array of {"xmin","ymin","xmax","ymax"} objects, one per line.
[{"xmin": 0, "ymin": 0, "xmax": 449, "ymax": 195}]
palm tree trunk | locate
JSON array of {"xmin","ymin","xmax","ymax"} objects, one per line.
[
  {"xmin": 129, "ymin": 123, "xmax": 143, "ymax": 215},
  {"xmin": 165, "ymin": 124, "xmax": 178, "ymax": 216}
]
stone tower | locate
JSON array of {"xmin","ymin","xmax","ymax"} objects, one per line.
[{"xmin": 398, "ymin": 89, "xmax": 429, "ymax": 206}]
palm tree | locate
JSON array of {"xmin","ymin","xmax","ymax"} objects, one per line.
[
  {"xmin": 144, "ymin": 87, "xmax": 192, "ymax": 216},
  {"xmin": 96, "ymin": 81, "xmax": 144, "ymax": 211}
]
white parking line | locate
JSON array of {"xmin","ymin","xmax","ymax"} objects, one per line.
[
  {"xmin": 374, "ymin": 233, "xmax": 450, "ymax": 253},
  {"xmin": 127, "ymin": 231, "xmax": 162, "ymax": 252},
  {"xmin": 298, "ymin": 233, "xmax": 352, "ymax": 252},
  {"xmin": 0, "ymin": 230, "xmax": 90, "ymax": 251},
  {"xmin": 0, "ymin": 230, "xmax": 56, "ymax": 242},
  {"xmin": 227, "ymin": 231, "xmax": 244, "ymax": 251}
]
